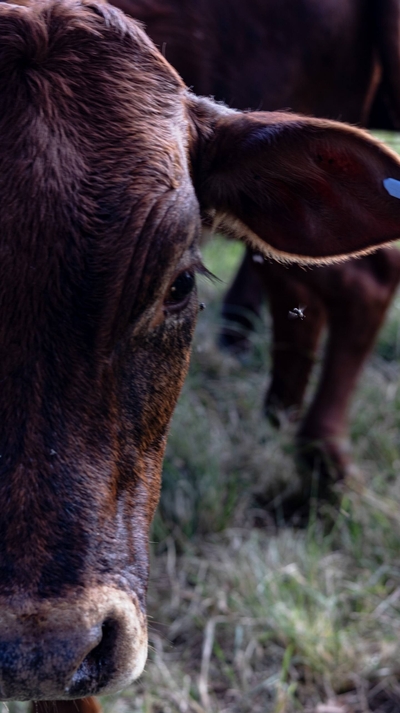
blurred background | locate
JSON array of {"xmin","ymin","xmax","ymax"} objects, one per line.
[{"xmin": 104, "ymin": 129, "xmax": 400, "ymax": 712}]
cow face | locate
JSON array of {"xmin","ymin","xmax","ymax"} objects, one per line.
[
  {"xmin": 0, "ymin": 0, "xmax": 201, "ymax": 699},
  {"xmin": 0, "ymin": 0, "xmax": 400, "ymax": 701}
]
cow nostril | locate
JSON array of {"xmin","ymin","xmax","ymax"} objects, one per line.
[
  {"xmin": 84, "ymin": 618, "xmax": 118, "ymax": 673},
  {"xmin": 67, "ymin": 618, "xmax": 119, "ymax": 697}
]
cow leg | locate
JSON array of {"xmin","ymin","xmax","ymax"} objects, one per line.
[
  {"xmin": 297, "ymin": 249, "xmax": 400, "ymax": 489},
  {"xmin": 219, "ymin": 248, "xmax": 265, "ymax": 354},
  {"xmin": 262, "ymin": 266, "xmax": 326, "ymax": 426},
  {"xmin": 221, "ymin": 249, "xmax": 400, "ymax": 510},
  {"xmin": 30, "ymin": 698, "xmax": 102, "ymax": 713},
  {"xmin": 219, "ymin": 250, "xmax": 326, "ymax": 418}
]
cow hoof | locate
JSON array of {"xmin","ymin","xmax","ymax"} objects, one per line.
[
  {"xmin": 264, "ymin": 396, "xmax": 301, "ymax": 429},
  {"xmin": 257, "ymin": 485, "xmax": 331, "ymax": 527},
  {"xmin": 258, "ymin": 437, "xmax": 356, "ymax": 526},
  {"xmin": 264, "ymin": 401, "xmax": 282, "ymax": 429},
  {"xmin": 295, "ymin": 435, "xmax": 354, "ymax": 491}
]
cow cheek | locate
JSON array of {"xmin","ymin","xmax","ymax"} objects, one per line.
[
  {"xmin": 141, "ymin": 447, "xmax": 164, "ymax": 523},
  {"xmin": 116, "ymin": 313, "xmax": 195, "ymax": 502},
  {"xmin": 124, "ymin": 314, "xmax": 194, "ymax": 425}
]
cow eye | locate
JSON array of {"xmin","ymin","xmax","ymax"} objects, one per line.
[{"xmin": 164, "ymin": 270, "xmax": 195, "ymax": 312}]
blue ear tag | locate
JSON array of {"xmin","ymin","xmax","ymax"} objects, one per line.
[{"xmin": 383, "ymin": 177, "xmax": 400, "ymax": 198}]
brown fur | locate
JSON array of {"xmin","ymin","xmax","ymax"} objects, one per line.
[
  {"xmin": 112, "ymin": 0, "xmax": 381, "ymax": 123},
  {"xmin": 111, "ymin": 0, "xmax": 399, "ymax": 125},
  {"xmin": 1, "ymin": 0, "xmax": 400, "ymax": 705}
]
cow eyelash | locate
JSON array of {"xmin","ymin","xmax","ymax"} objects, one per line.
[{"xmin": 194, "ymin": 262, "xmax": 218, "ymax": 283}]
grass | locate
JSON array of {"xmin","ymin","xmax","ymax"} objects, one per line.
[{"xmin": 5, "ymin": 133, "xmax": 400, "ymax": 713}]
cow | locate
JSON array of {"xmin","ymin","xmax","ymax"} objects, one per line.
[
  {"xmin": 2, "ymin": 0, "xmax": 400, "ymax": 711},
  {"xmin": 109, "ymin": 0, "xmax": 400, "ymax": 496}
]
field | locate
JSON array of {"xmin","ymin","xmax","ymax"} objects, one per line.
[{"xmin": 6, "ymin": 134, "xmax": 400, "ymax": 713}]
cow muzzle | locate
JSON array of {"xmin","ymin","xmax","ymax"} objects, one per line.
[{"xmin": 0, "ymin": 586, "xmax": 147, "ymax": 700}]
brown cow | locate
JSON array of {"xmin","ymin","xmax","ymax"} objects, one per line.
[
  {"xmin": 1, "ymin": 0, "xmax": 400, "ymax": 710},
  {"xmin": 110, "ymin": 0, "xmax": 400, "ymax": 493}
]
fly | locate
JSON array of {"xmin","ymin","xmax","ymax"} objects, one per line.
[{"xmin": 288, "ymin": 305, "xmax": 306, "ymax": 320}]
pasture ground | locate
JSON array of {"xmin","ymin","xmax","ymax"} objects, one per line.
[{"xmin": 5, "ymin": 133, "xmax": 400, "ymax": 713}]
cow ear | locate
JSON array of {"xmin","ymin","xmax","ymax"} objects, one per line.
[{"xmin": 191, "ymin": 102, "xmax": 400, "ymax": 263}]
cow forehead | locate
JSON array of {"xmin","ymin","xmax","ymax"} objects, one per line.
[
  {"xmin": 0, "ymin": 0, "xmax": 193, "ymax": 211},
  {"xmin": 0, "ymin": 0, "xmax": 189, "ymax": 182},
  {"xmin": 0, "ymin": 0, "xmax": 197, "ymax": 337}
]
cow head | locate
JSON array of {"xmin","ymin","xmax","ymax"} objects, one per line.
[{"xmin": 0, "ymin": 0, "xmax": 399, "ymax": 701}]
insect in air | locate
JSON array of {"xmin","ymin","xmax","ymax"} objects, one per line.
[{"xmin": 288, "ymin": 305, "xmax": 306, "ymax": 320}]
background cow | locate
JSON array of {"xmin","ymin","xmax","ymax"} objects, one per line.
[
  {"xmin": 110, "ymin": 0, "xmax": 400, "ymax": 500},
  {"xmin": 1, "ymin": 0, "xmax": 400, "ymax": 712}
]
